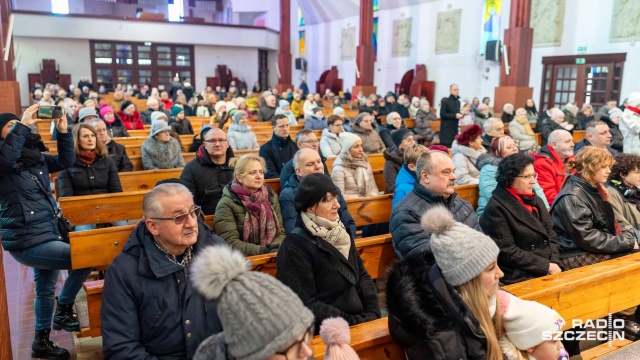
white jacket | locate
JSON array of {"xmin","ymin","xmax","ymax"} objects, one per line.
[
  {"xmin": 451, "ymin": 141, "xmax": 486, "ymax": 185},
  {"xmin": 320, "ymin": 128, "xmax": 342, "ymax": 158},
  {"xmin": 620, "ymin": 109, "xmax": 640, "ymax": 154},
  {"xmin": 303, "ymin": 100, "xmax": 317, "ymax": 119},
  {"xmin": 508, "ymin": 121, "xmax": 536, "ymax": 152},
  {"xmin": 227, "ymin": 124, "xmax": 259, "ymax": 150}
]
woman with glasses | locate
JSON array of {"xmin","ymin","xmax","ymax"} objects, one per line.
[
  {"xmin": 352, "ymin": 112, "xmax": 385, "ymax": 154},
  {"xmin": 226, "ymin": 110, "xmax": 259, "ymax": 150},
  {"xmin": 215, "ymin": 154, "xmax": 285, "ymax": 256},
  {"xmin": 141, "ymin": 119, "xmax": 186, "ymax": 170},
  {"xmin": 480, "ymin": 153, "xmax": 564, "ymax": 284},
  {"xmin": 276, "ymin": 173, "xmax": 381, "ymax": 331},
  {"xmin": 476, "ymin": 135, "xmax": 549, "ymax": 217},
  {"xmin": 320, "ymin": 115, "xmax": 344, "ymax": 157}
]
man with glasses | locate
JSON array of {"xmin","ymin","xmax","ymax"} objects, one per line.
[
  {"xmin": 180, "ymin": 127, "xmax": 235, "ymax": 215},
  {"xmin": 88, "ymin": 118, "xmax": 133, "ymax": 172},
  {"xmin": 279, "ymin": 128, "xmax": 329, "ymax": 188},
  {"xmin": 101, "ymin": 183, "xmax": 225, "ymax": 359},
  {"xmin": 390, "ymin": 150, "xmax": 481, "ymax": 260},
  {"xmin": 260, "ymin": 114, "xmax": 299, "ymax": 179},
  {"xmin": 482, "ymin": 117, "xmax": 505, "ymax": 151}
]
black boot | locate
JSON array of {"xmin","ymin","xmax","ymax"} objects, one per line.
[
  {"xmin": 32, "ymin": 329, "xmax": 70, "ymax": 360},
  {"xmin": 52, "ymin": 297, "xmax": 80, "ymax": 332}
]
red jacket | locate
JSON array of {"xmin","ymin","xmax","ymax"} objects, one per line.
[
  {"xmin": 160, "ymin": 98, "xmax": 173, "ymax": 111},
  {"xmin": 532, "ymin": 145, "xmax": 572, "ymax": 205},
  {"xmin": 116, "ymin": 110, "xmax": 144, "ymax": 130}
]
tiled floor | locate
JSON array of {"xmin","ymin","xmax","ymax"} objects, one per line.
[{"xmin": 5, "ymin": 250, "xmax": 77, "ymax": 360}]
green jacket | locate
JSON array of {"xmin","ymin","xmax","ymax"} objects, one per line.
[{"xmin": 214, "ymin": 184, "xmax": 285, "ymax": 256}]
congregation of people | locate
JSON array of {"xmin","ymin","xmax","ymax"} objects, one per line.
[{"xmin": 4, "ymin": 76, "xmax": 640, "ymax": 360}]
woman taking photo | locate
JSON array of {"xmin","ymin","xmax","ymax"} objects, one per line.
[
  {"xmin": 0, "ymin": 105, "xmax": 93, "ymax": 359},
  {"xmin": 58, "ymin": 124, "xmax": 124, "ymax": 230},
  {"xmin": 215, "ymin": 153, "xmax": 285, "ymax": 256},
  {"xmin": 480, "ymin": 153, "xmax": 563, "ymax": 284},
  {"xmin": 552, "ymin": 147, "xmax": 639, "ymax": 269},
  {"xmin": 141, "ymin": 119, "xmax": 186, "ymax": 170},
  {"xmin": 277, "ymin": 173, "xmax": 381, "ymax": 330},
  {"xmin": 331, "ymin": 132, "xmax": 379, "ymax": 199}
]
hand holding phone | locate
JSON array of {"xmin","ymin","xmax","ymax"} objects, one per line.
[
  {"xmin": 37, "ymin": 105, "xmax": 63, "ymax": 120},
  {"xmin": 21, "ymin": 104, "xmax": 41, "ymax": 127}
]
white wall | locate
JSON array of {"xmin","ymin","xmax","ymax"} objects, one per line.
[
  {"xmin": 194, "ymin": 45, "xmax": 260, "ymax": 93},
  {"xmin": 232, "ymin": 0, "xmax": 280, "ymax": 30}
]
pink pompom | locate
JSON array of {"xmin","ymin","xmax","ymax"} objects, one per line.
[{"xmin": 320, "ymin": 317, "xmax": 351, "ymax": 345}]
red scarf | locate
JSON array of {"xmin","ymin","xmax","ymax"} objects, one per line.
[
  {"xmin": 78, "ymin": 150, "xmax": 97, "ymax": 165},
  {"xmin": 627, "ymin": 105, "xmax": 640, "ymax": 115},
  {"xmin": 505, "ymin": 187, "xmax": 536, "ymax": 214}
]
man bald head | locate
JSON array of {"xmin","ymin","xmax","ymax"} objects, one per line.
[
  {"xmin": 547, "ymin": 129, "xmax": 574, "ymax": 159},
  {"xmin": 293, "ymin": 148, "xmax": 323, "ymax": 177}
]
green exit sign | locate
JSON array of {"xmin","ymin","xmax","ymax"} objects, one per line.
[
  {"xmin": 576, "ymin": 58, "xmax": 586, "ymax": 65},
  {"xmin": 577, "ymin": 46, "xmax": 587, "ymax": 53}
]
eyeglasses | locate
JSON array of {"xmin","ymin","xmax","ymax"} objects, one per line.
[
  {"xmin": 302, "ymin": 139, "xmax": 319, "ymax": 144},
  {"xmin": 275, "ymin": 324, "xmax": 314, "ymax": 359},
  {"xmin": 150, "ymin": 205, "xmax": 202, "ymax": 225},
  {"xmin": 516, "ymin": 173, "xmax": 538, "ymax": 181},
  {"xmin": 331, "ymin": 123, "xmax": 344, "ymax": 127},
  {"xmin": 204, "ymin": 139, "xmax": 228, "ymax": 144}
]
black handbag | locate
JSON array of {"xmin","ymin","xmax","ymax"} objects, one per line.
[{"xmin": 30, "ymin": 172, "xmax": 74, "ymax": 243}]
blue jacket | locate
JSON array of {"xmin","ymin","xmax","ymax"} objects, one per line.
[
  {"xmin": 392, "ymin": 164, "xmax": 416, "ymax": 210},
  {"xmin": 279, "ymin": 154, "xmax": 329, "ymax": 189},
  {"xmin": 279, "ymin": 173, "xmax": 356, "ymax": 238},
  {"xmin": 390, "ymin": 182, "xmax": 480, "ymax": 260},
  {"xmin": 101, "ymin": 221, "xmax": 224, "ymax": 360},
  {"xmin": 476, "ymin": 153, "xmax": 549, "ymax": 217},
  {"xmin": 0, "ymin": 122, "xmax": 75, "ymax": 251},
  {"xmin": 304, "ymin": 115, "xmax": 328, "ymax": 130}
]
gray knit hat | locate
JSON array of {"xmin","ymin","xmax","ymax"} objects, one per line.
[
  {"xmin": 149, "ymin": 119, "xmax": 172, "ymax": 137},
  {"xmin": 232, "ymin": 110, "xmax": 247, "ymax": 124},
  {"xmin": 421, "ymin": 206, "xmax": 499, "ymax": 286},
  {"xmin": 150, "ymin": 110, "xmax": 168, "ymax": 124},
  {"xmin": 191, "ymin": 246, "xmax": 315, "ymax": 360}
]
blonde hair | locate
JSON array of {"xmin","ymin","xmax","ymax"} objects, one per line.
[
  {"xmin": 567, "ymin": 147, "xmax": 615, "ymax": 185},
  {"xmin": 456, "ymin": 277, "xmax": 503, "ymax": 360},
  {"xmin": 233, "ymin": 153, "xmax": 266, "ymax": 178},
  {"xmin": 403, "ymin": 144, "xmax": 428, "ymax": 165}
]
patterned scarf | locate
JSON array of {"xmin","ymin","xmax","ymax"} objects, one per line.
[
  {"xmin": 230, "ymin": 179, "xmax": 279, "ymax": 246},
  {"xmin": 153, "ymin": 239, "xmax": 193, "ymax": 275},
  {"xmin": 301, "ymin": 212, "xmax": 351, "ymax": 259}
]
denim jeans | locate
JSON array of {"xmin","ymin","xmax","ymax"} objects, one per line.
[{"xmin": 10, "ymin": 240, "xmax": 93, "ymax": 330}]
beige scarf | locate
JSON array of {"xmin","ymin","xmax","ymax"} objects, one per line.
[
  {"xmin": 301, "ymin": 212, "xmax": 352, "ymax": 259},
  {"xmin": 515, "ymin": 114, "xmax": 535, "ymax": 136}
]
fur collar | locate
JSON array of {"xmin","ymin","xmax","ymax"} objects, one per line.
[
  {"xmin": 451, "ymin": 140, "xmax": 486, "ymax": 162},
  {"xmin": 500, "ymin": 336, "xmax": 535, "ymax": 360},
  {"xmin": 476, "ymin": 152, "xmax": 502, "ymax": 170}
]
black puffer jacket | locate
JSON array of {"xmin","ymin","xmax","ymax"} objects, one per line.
[
  {"xmin": 58, "ymin": 155, "xmax": 122, "ymax": 197},
  {"xmin": 259, "ymin": 133, "xmax": 298, "ymax": 179},
  {"xmin": 106, "ymin": 140, "xmax": 133, "ymax": 172},
  {"xmin": 386, "ymin": 251, "xmax": 489, "ymax": 360},
  {"xmin": 106, "ymin": 117, "xmax": 130, "ymax": 138},
  {"xmin": 540, "ymin": 120, "xmax": 565, "ymax": 146},
  {"xmin": 383, "ymin": 145, "xmax": 403, "ymax": 193},
  {"xmin": 179, "ymin": 145, "xmax": 234, "ymax": 215},
  {"xmin": 390, "ymin": 182, "xmax": 480, "ymax": 260},
  {"xmin": 378, "ymin": 123, "xmax": 397, "ymax": 148},
  {"xmin": 551, "ymin": 175, "xmax": 636, "ymax": 258},
  {"xmin": 0, "ymin": 123, "xmax": 75, "ymax": 251}
]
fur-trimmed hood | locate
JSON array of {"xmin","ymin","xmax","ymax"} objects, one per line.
[{"xmin": 476, "ymin": 152, "xmax": 502, "ymax": 170}]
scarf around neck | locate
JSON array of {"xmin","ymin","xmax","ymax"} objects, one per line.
[
  {"xmin": 343, "ymin": 153, "xmax": 372, "ymax": 197},
  {"xmin": 301, "ymin": 212, "xmax": 351, "ymax": 259},
  {"xmin": 627, "ymin": 105, "xmax": 640, "ymax": 115},
  {"xmin": 78, "ymin": 150, "xmax": 97, "ymax": 165},
  {"xmin": 515, "ymin": 114, "xmax": 535, "ymax": 136},
  {"xmin": 230, "ymin": 180, "xmax": 279, "ymax": 246},
  {"xmin": 505, "ymin": 187, "xmax": 539, "ymax": 219}
]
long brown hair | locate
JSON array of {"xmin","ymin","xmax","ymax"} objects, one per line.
[{"xmin": 72, "ymin": 123, "xmax": 107, "ymax": 157}]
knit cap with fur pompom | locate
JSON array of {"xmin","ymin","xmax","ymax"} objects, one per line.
[
  {"xmin": 191, "ymin": 246, "xmax": 314, "ymax": 360},
  {"xmin": 421, "ymin": 206, "xmax": 499, "ymax": 286},
  {"xmin": 320, "ymin": 318, "xmax": 360, "ymax": 360}
]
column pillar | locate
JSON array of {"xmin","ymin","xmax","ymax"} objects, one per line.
[
  {"xmin": 276, "ymin": 0, "xmax": 293, "ymax": 94},
  {"xmin": 494, "ymin": 0, "xmax": 533, "ymax": 114},
  {"xmin": 352, "ymin": 0, "xmax": 376, "ymax": 98},
  {"xmin": 0, "ymin": 0, "xmax": 20, "ymax": 115}
]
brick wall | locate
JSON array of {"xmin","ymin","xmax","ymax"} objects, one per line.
[{"xmin": 0, "ymin": 81, "xmax": 22, "ymax": 115}]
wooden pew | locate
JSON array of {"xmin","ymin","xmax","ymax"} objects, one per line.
[
  {"xmin": 325, "ymin": 153, "xmax": 385, "ymax": 173},
  {"xmin": 573, "ymin": 130, "xmax": 586, "ymax": 143}
]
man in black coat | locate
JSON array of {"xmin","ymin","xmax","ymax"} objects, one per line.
[
  {"xmin": 101, "ymin": 183, "xmax": 225, "ymax": 359},
  {"xmin": 180, "ymin": 128, "xmax": 235, "ymax": 215},
  {"xmin": 390, "ymin": 150, "xmax": 480, "ymax": 260},
  {"xmin": 89, "ymin": 119, "xmax": 133, "ymax": 172},
  {"xmin": 279, "ymin": 129, "xmax": 329, "ymax": 188},
  {"xmin": 259, "ymin": 115, "xmax": 299, "ymax": 179},
  {"xmin": 439, "ymin": 84, "xmax": 462, "ymax": 148}
]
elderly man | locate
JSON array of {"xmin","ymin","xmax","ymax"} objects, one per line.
[
  {"xmin": 481, "ymin": 117, "xmax": 504, "ymax": 150},
  {"xmin": 141, "ymin": 98, "xmax": 161, "ymax": 125},
  {"xmin": 541, "ymin": 108, "xmax": 572, "ymax": 145},
  {"xmin": 475, "ymin": 103, "xmax": 492, "ymax": 128},
  {"xmin": 180, "ymin": 127, "xmax": 235, "ymax": 215},
  {"xmin": 77, "ymin": 107, "xmax": 98, "ymax": 124},
  {"xmin": 533, "ymin": 129, "xmax": 574, "ymax": 205},
  {"xmin": 279, "ymin": 129, "xmax": 329, "ymax": 188},
  {"xmin": 390, "ymin": 150, "xmax": 480, "ymax": 260},
  {"xmin": 258, "ymin": 95, "xmax": 277, "ymax": 122},
  {"xmin": 394, "ymin": 94, "xmax": 410, "ymax": 119},
  {"xmin": 101, "ymin": 183, "xmax": 224, "ymax": 359},
  {"xmin": 573, "ymin": 120, "xmax": 618, "ymax": 155},
  {"xmin": 260, "ymin": 114, "xmax": 299, "ymax": 179},
  {"xmin": 596, "ymin": 99, "xmax": 618, "ymax": 121},
  {"xmin": 439, "ymin": 84, "xmax": 462, "ymax": 148},
  {"xmin": 89, "ymin": 118, "xmax": 133, "ymax": 172},
  {"xmin": 279, "ymin": 148, "xmax": 356, "ymax": 236}
]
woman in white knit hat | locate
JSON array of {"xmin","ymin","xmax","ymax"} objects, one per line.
[{"xmin": 330, "ymin": 132, "xmax": 379, "ymax": 199}]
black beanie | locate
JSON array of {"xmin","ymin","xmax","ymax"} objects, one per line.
[
  {"xmin": 391, "ymin": 128, "xmax": 413, "ymax": 147},
  {"xmin": 0, "ymin": 113, "xmax": 20, "ymax": 135},
  {"xmin": 120, "ymin": 101, "xmax": 133, "ymax": 112},
  {"xmin": 294, "ymin": 173, "xmax": 338, "ymax": 212}
]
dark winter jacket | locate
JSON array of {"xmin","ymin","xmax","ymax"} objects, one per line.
[
  {"xmin": 480, "ymin": 185, "xmax": 563, "ymax": 284},
  {"xmin": 276, "ymin": 217, "xmax": 381, "ymax": 332},
  {"xmin": 279, "ymin": 173, "xmax": 356, "ymax": 238},
  {"xmin": 106, "ymin": 140, "xmax": 133, "ymax": 172},
  {"xmin": 481, "ymin": 133, "xmax": 494, "ymax": 151},
  {"xmin": 390, "ymin": 182, "xmax": 480, "ymax": 260},
  {"xmin": 58, "ymin": 155, "xmax": 122, "ymax": 197},
  {"xmin": 573, "ymin": 139, "xmax": 619, "ymax": 156},
  {"xmin": 169, "ymin": 118, "xmax": 194, "ymax": 135},
  {"xmin": 540, "ymin": 120, "xmax": 565, "ymax": 146},
  {"xmin": 378, "ymin": 123, "xmax": 399, "ymax": 149},
  {"xmin": 105, "ymin": 117, "xmax": 130, "ymax": 138},
  {"xmin": 101, "ymin": 221, "xmax": 224, "ymax": 360},
  {"xmin": 394, "ymin": 103, "xmax": 410, "ymax": 119},
  {"xmin": 383, "ymin": 146, "xmax": 403, "ymax": 193},
  {"xmin": 439, "ymin": 94, "xmax": 461, "ymax": 147},
  {"xmin": 279, "ymin": 154, "xmax": 329, "ymax": 189},
  {"xmin": 259, "ymin": 133, "xmax": 298, "ymax": 179},
  {"xmin": 179, "ymin": 146, "xmax": 234, "ymax": 215},
  {"xmin": 551, "ymin": 175, "xmax": 637, "ymax": 259},
  {"xmin": 257, "ymin": 105, "xmax": 276, "ymax": 123},
  {"xmin": 414, "ymin": 109, "xmax": 436, "ymax": 140},
  {"xmin": 386, "ymin": 252, "xmax": 489, "ymax": 360},
  {"xmin": 602, "ymin": 117, "xmax": 624, "ymax": 152},
  {"xmin": 0, "ymin": 123, "xmax": 75, "ymax": 251}
]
